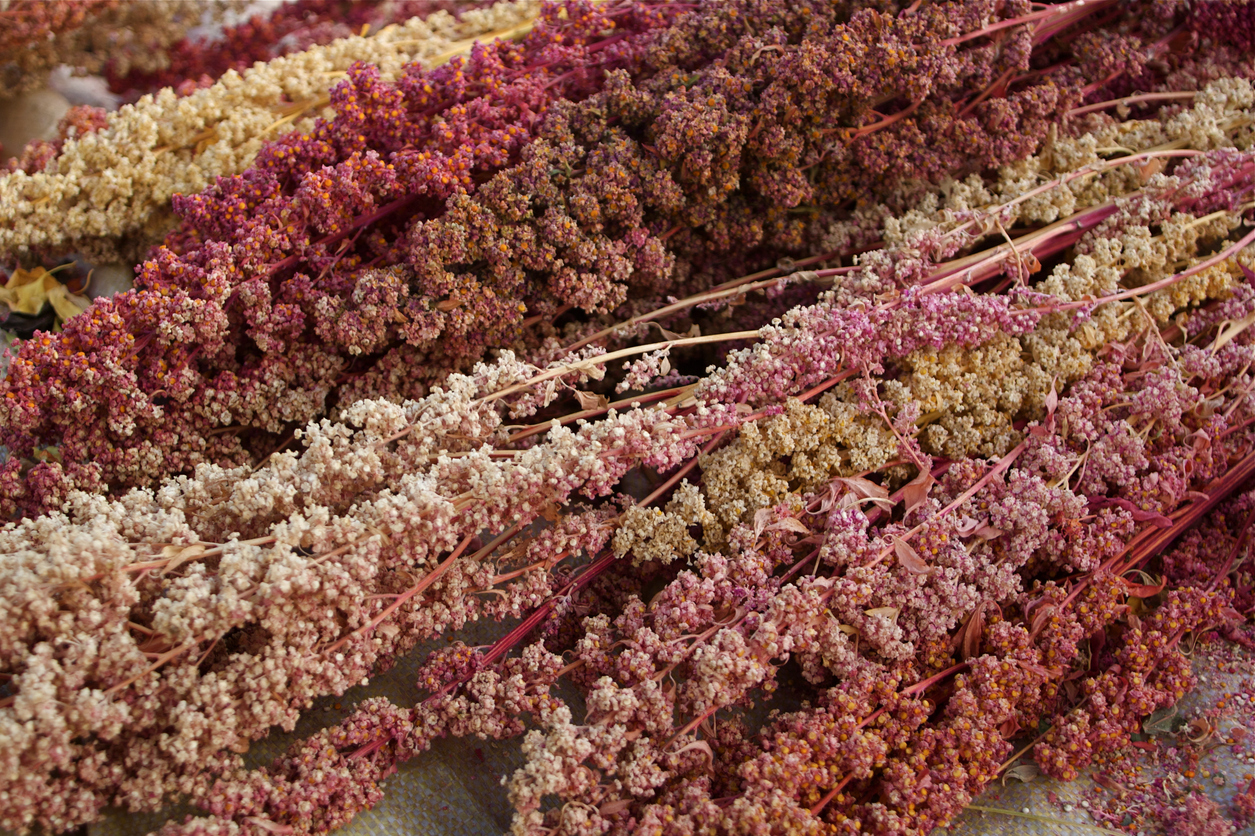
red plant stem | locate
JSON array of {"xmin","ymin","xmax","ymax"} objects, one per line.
[
  {"xmin": 1078, "ymin": 68, "xmax": 1126, "ymax": 100},
  {"xmin": 1030, "ymin": 0, "xmax": 1120, "ymax": 46},
  {"xmin": 429, "ymin": 550, "xmax": 617, "ymax": 702},
  {"xmin": 673, "ymin": 367, "xmax": 860, "ymax": 448},
  {"xmin": 325, "ymin": 532, "xmax": 476, "ymax": 655},
  {"xmin": 489, "ymin": 550, "xmax": 572, "ymax": 586},
  {"xmin": 1075, "ymin": 24, "xmax": 1186, "ymax": 101},
  {"xmin": 1069, "ymin": 90, "xmax": 1198, "ymax": 118},
  {"xmin": 794, "ymin": 370, "xmax": 854, "ymax": 404},
  {"xmin": 1044, "ymin": 226, "xmax": 1255, "ymax": 316},
  {"xmin": 503, "ymin": 347, "xmax": 854, "ymax": 455},
  {"xmin": 478, "ymin": 329, "xmax": 762, "ymax": 410},
  {"xmin": 809, "ymin": 776, "xmax": 854, "ymax": 816},
  {"xmin": 956, "ymin": 66, "xmax": 1015, "ymax": 119},
  {"xmin": 65, "ymin": 535, "xmax": 275, "ymax": 584},
  {"xmin": 102, "ymin": 643, "xmax": 196, "ymax": 698},
  {"xmin": 809, "ymin": 660, "xmax": 972, "ymax": 814},
  {"xmin": 261, "ymin": 193, "xmax": 423, "ymax": 278},
  {"xmin": 940, "ymin": 150, "xmax": 1201, "ymax": 245},
  {"xmin": 1063, "ymin": 446, "xmax": 1255, "ymax": 610},
  {"xmin": 1208, "ymin": 506, "xmax": 1255, "ymax": 592},
  {"xmin": 903, "ymin": 660, "xmax": 971, "ymax": 698},
  {"xmin": 644, "ymin": 440, "xmax": 719, "ymax": 507},
  {"xmin": 563, "ymin": 246, "xmax": 866, "ymax": 355},
  {"xmin": 1219, "ymin": 413, "xmax": 1255, "ymax": 442},
  {"xmin": 427, "ymin": 433, "xmax": 726, "ymax": 702},
  {"xmin": 932, "ymin": 441, "xmax": 1027, "ymax": 522},
  {"xmin": 939, "ymin": 0, "xmax": 1115, "ymax": 48},
  {"xmin": 505, "ymin": 385, "xmax": 691, "ymax": 443},
  {"xmin": 1124, "ymin": 448, "xmax": 1255, "ymax": 568},
  {"xmin": 668, "ymin": 704, "xmax": 720, "ymax": 745},
  {"xmin": 521, "ymin": 304, "xmax": 574, "ymax": 329},
  {"xmin": 923, "ymin": 204, "xmax": 1122, "ymax": 293},
  {"xmin": 827, "ymin": 99, "xmax": 923, "ymax": 139},
  {"xmin": 861, "ymin": 440, "xmax": 1028, "ymax": 570}
]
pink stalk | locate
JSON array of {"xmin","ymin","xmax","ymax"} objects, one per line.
[
  {"xmin": 940, "ymin": 150, "xmax": 1202, "ymax": 245},
  {"xmin": 1063, "ymin": 447, "xmax": 1255, "ymax": 610},
  {"xmin": 1031, "ymin": 1, "xmax": 1123, "ymax": 45},
  {"xmin": 862, "ymin": 440, "xmax": 1028, "ymax": 569},
  {"xmin": 827, "ymin": 99, "xmax": 923, "ymax": 139},
  {"xmin": 1207, "ymin": 506, "xmax": 1255, "ymax": 592},
  {"xmin": 506, "ymin": 385, "xmax": 692, "ymax": 443},
  {"xmin": 1072, "ymin": 25, "xmax": 1187, "ymax": 101},
  {"xmin": 939, "ymin": 0, "xmax": 1116, "ymax": 49},
  {"xmin": 427, "ymin": 435, "xmax": 724, "ymax": 702},
  {"xmin": 923, "ymin": 204, "xmax": 1122, "ymax": 293},
  {"xmin": 429, "ymin": 550, "xmax": 617, "ymax": 702},
  {"xmin": 102, "ymin": 643, "xmax": 196, "ymax": 698},
  {"xmin": 956, "ymin": 67, "xmax": 1016, "ymax": 119},
  {"xmin": 563, "ymin": 246, "xmax": 865, "ymax": 356},
  {"xmin": 490, "ymin": 550, "xmax": 572, "ymax": 586},
  {"xmin": 810, "ymin": 776, "xmax": 854, "ymax": 816},
  {"xmin": 1044, "ymin": 226, "xmax": 1255, "ymax": 316},
  {"xmin": 261, "ymin": 193, "xmax": 423, "ymax": 278},
  {"xmin": 325, "ymin": 532, "xmax": 476, "ymax": 655},
  {"xmin": 1069, "ymin": 90, "xmax": 1198, "ymax": 118},
  {"xmin": 809, "ymin": 661, "xmax": 971, "ymax": 814}
]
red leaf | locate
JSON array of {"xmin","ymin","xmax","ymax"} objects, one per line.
[
  {"xmin": 837, "ymin": 476, "xmax": 889, "ymax": 500},
  {"xmin": 894, "ymin": 537, "xmax": 935, "ymax": 575},
  {"xmin": 1030, "ymin": 603, "xmax": 1057, "ymax": 637},
  {"xmin": 1089, "ymin": 497, "xmax": 1173, "ymax": 528},
  {"xmin": 753, "ymin": 507, "xmax": 772, "ymax": 538},
  {"xmin": 902, "ymin": 470, "xmax": 935, "ymax": 515},
  {"xmin": 954, "ymin": 515, "xmax": 982, "ymax": 536},
  {"xmin": 833, "ymin": 476, "xmax": 895, "ymax": 512},
  {"xmin": 599, "ymin": 799, "xmax": 633, "ymax": 816},
  {"xmin": 1118, "ymin": 574, "xmax": 1165, "ymax": 598},
  {"xmin": 574, "ymin": 390, "xmax": 609, "ymax": 411},
  {"xmin": 1128, "ymin": 507, "xmax": 1174, "ymax": 527},
  {"xmin": 961, "ymin": 601, "xmax": 986, "ymax": 660},
  {"xmin": 1031, "ymin": 379, "xmax": 1059, "ymax": 438},
  {"xmin": 1093, "ymin": 773, "xmax": 1128, "ymax": 796},
  {"xmin": 973, "ymin": 524, "xmax": 1005, "ymax": 541},
  {"xmin": 767, "ymin": 517, "xmax": 811, "ymax": 535},
  {"xmin": 1017, "ymin": 660, "xmax": 1055, "ymax": 678},
  {"xmin": 673, "ymin": 740, "xmax": 714, "ymax": 763}
]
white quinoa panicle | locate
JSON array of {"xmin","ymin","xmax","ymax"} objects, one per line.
[{"xmin": 0, "ymin": 0, "xmax": 539, "ymax": 262}]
